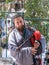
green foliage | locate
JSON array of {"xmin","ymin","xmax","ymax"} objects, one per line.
[
  {"xmin": 24, "ymin": 0, "xmax": 49, "ymax": 39},
  {"xmin": 24, "ymin": 0, "xmax": 49, "ymax": 19},
  {"xmin": 5, "ymin": 0, "xmax": 13, "ymax": 3},
  {"xmin": 1, "ymin": 13, "xmax": 5, "ymax": 17}
]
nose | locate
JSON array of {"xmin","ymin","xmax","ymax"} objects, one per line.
[{"xmin": 19, "ymin": 22, "xmax": 22, "ymax": 26}]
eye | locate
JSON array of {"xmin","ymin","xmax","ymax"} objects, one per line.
[
  {"xmin": 17, "ymin": 22, "xmax": 19, "ymax": 25},
  {"xmin": 20, "ymin": 21, "xmax": 22, "ymax": 23}
]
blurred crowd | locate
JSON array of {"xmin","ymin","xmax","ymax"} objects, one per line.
[{"xmin": 0, "ymin": 17, "xmax": 14, "ymax": 58}]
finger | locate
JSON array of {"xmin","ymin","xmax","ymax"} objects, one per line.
[
  {"xmin": 32, "ymin": 51, "xmax": 37, "ymax": 55},
  {"xmin": 32, "ymin": 50, "xmax": 37, "ymax": 53},
  {"xmin": 32, "ymin": 48, "xmax": 37, "ymax": 51},
  {"xmin": 32, "ymin": 51, "xmax": 37, "ymax": 54},
  {"xmin": 31, "ymin": 49, "xmax": 37, "ymax": 54},
  {"xmin": 34, "ymin": 44, "xmax": 40, "ymax": 49}
]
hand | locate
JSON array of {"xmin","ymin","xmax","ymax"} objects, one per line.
[
  {"xmin": 31, "ymin": 47, "xmax": 37, "ymax": 55},
  {"xmin": 34, "ymin": 41, "xmax": 40, "ymax": 49}
]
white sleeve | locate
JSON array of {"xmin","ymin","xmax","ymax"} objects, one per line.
[{"xmin": 8, "ymin": 31, "xmax": 17, "ymax": 51}]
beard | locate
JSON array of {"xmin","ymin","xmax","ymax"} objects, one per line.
[{"xmin": 17, "ymin": 25, "xmax": 25, "ymax": 32}]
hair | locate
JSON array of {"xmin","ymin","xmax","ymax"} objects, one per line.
[{"xmin": 13, "ymin": 14, "xmax": 24, "ymax": 20}]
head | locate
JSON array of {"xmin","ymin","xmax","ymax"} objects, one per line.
[{"xmin": 13, "ymin": 15, "xmax": 25, "ymax": 31}]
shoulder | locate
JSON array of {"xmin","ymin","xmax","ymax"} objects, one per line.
[
  {"xmin": 25, "ymin": 26, "xmax": 36, "ymax": 35},
  {"xmin": 8, "ymin": 29, "xmax": 15, "ymax": 39},
  {"xmin": 8, "ymin": 28, "xmax": 19, "ymax": 40}
]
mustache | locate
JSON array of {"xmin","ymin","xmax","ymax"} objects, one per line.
[{"xmin": 17, "ymin": 25, "xmax": 25, "ymax": 31}]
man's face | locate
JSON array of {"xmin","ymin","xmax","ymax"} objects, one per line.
[{"xmin": 14, "ymin": 17, "xmax": 24, "ymax": 31}]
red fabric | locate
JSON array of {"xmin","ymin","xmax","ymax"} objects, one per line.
[
  {"xmin": 34, "ymin": 30, "xmax": 41, "ymax": 40},
  {"xmin": 38, "ymin": 58, "xmax": 42, "ymax": 65},
  {"xmin": 30, "ymin": 36, "xmax": 35, "ymax": 46},
  {"xmin": 30, "ymin": 30, "xmax": 41, "ymax": 46}
]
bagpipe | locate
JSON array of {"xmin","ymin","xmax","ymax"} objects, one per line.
[
  {"xmin": 30, "ymin": 30, "xmax": 42, "ymax": 55},
  {"xmin": 30, "ymin": 29, "xmax": 42, "ymax": 65}
]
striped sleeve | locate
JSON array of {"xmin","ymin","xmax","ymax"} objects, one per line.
[{"xmin": 8, "ymin": 31, "xmax": 17, "ymax": 51}]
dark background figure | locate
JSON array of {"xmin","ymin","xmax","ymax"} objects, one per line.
[
  {"xmin": 45, "ymin": 46, "xmax": 49, "ymax": 64},
  {"xmin": 0, "ymin": 26, "xmax": 8, "ymax": 49}
]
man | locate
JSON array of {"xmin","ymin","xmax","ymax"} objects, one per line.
[{"xmin": 8, "ymin": 15, "xmax": 41, "ymax": 65}]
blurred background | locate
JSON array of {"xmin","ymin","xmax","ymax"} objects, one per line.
[{"xmin": 0, "ymin": 0, "xmax": 49, "ymax": 65}]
